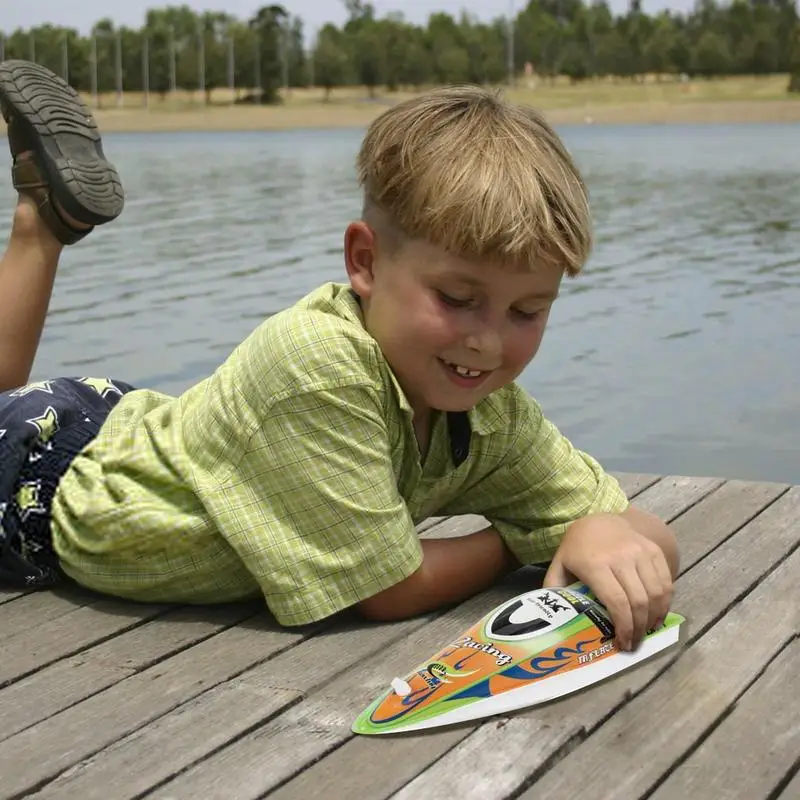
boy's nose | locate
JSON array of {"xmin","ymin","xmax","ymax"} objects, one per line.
[{"xmin": 464, "ymin": 327, "xmax": 503, "ymax": 361}]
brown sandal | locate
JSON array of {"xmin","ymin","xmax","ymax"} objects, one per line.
[{"xmin": 0, "ymin": 59, "xmax": 124, "ymax": 246}]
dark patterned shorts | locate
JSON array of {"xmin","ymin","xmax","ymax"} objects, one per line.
[{"xmin": 0, "ymin": 377, "xmax": 136, "ymax": 587}]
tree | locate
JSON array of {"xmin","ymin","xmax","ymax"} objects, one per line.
[
  {"xmin": 342, "ymin": 0, "xmax": 384, "ymax": 97},
  {"xmin": 789, "ymin": 23, "xmax": 800, "ymax": 93},
  {"xmin": 248, "ymin": 4, "xmax": 288, "ymax": 104},
  {"xmin": 691, "ymin": 30, "xmax": 733, "ymax": 77},
  {"xmin": 2, "ymin": 0, "xmax": 798, "ymax": 98},
  {"xmin": 313, "ymin": 24, "xmax": 351, "ymax": 99}
]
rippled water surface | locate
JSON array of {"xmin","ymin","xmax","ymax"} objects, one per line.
[{"xmin": 1, "ymin": 123, "xmax": 798, "ymax": 483}]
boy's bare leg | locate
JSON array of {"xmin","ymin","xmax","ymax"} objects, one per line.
[
  {"xmin": 0, "ymin": 59, "xmax": 124, "ymax": 392},
  {"xmin": 0, "ymin": 188, "xmax": 91, "ymax": 392}
]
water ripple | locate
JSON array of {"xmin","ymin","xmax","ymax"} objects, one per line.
[{"xmin": 0, "ymin": 123, "xmax": 798, "ymax": 481}]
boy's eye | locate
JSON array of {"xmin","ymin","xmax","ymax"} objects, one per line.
[
  {"xmin": 437, "ymin": 291, "xmax": 472, "ymax": 308},
  {"xmin": 512, "ymin": 308, "xmax": 541, "ymax": 322}
]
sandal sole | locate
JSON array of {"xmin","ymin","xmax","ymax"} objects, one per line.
[{"xmin": 0, "ymin": 59, "xmax": 124, "ymax": 226}]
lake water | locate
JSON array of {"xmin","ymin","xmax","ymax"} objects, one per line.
[{"xmin": 1, "ymin": 123, "xmax": 798, "ymax": 484}]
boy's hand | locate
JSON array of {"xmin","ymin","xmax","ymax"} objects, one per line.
[{"xmin": 543, "ymin": 513, "xmax": 674, "ymax": 651}]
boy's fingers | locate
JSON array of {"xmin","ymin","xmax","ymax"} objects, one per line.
[
  {"xmin": 542, "ymin": 558, "xmax": 568, "ymax": 589},
  {"xmin": 636, "ymin": 556, "xmax": 671, "ymax": 632},
  {"xmin": 652, "ymin": 551, "xmax": 675, "ymax": 617},
  {"xmin": 590, "ymin": 567, "xmax": 634, "ymax": 650},
  {"xmin": 612, "ymin": 563, "xmax": 650, "ymax": 649}
]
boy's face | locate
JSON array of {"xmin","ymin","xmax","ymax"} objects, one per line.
[{"xmin": 345, "ymin": 221, "xmax": 562, "ymax": 419}]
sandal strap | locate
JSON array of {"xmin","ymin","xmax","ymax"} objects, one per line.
[
  {"xmin": 11, "ymin": 157, "xmax": 92, "ymax": 246},
  {"xmin": 2, "ymin": 109, "xmax": 30, "ymax": 159}
]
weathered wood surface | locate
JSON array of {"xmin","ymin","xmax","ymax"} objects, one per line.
[{"xmin": 0, "ymin": 472, "xmax": 796, "ymax": 800}]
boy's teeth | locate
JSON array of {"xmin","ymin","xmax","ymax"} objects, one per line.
[{"xmin": 447, "ymin": 362, "xmax": 482, "ymax": 378}]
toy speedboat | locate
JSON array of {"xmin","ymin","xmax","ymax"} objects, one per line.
[{"xmin": 352, "ymin": 583, "xmax": 684, "ymax": 735}]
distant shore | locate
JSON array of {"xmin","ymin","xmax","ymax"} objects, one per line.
[
  {"xmin": 87, "ymin": 98, "xmax": 800, "ymax": 134},
  {"xmin": 3, "ymin": 76, "xmax": 799, "ymax": 134}
]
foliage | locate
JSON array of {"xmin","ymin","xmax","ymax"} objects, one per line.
[
  {"xmin": 0, "ymin": 0, "xmax": 798, "ymax": 103},
  {"xmin": 790, "ymin": 22, "xmax": 800, "ymax": 92}
]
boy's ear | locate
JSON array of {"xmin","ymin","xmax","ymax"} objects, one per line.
[{"xmin": 344, "ymin": 220, "xmax": 378, "ymax": 299}]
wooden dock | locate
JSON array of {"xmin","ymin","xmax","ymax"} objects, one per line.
[{"xmin": 0, "ymin": 473, "xmax": 797, "ymax": 799}]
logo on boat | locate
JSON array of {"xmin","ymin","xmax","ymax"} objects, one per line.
[
  {"xmin": 428, "ymin": 662, "xmax": 448, "ymax": 679},
  {"xmin": 449, "ymin": 635, "xmax": 514, "ymax": 666},
  {"xmin": 485, "ymin": 589, "xmax": 580, "ymax": 642},
  {"xmin": 577, "ymin": 640, "xmax": 615, "ymax": 664},
  {"xmin": 421, "ymin": 661, "xmax": 479, "ymax": 686}
]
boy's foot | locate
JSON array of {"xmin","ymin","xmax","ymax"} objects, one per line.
[{"xmin": 0, "ymin": 59, "xmax": 124, "ymax": 246}]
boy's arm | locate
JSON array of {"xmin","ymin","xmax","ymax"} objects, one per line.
[
  {"xmin": 357, "ymin": 506, "xmax": 678, "ymax": 634},
  {"xmin": 356, "ymin": 527, "xmax": 519, "ymax": 621},
  {"xmin": 434, "ymin": 392, "xmax": 678, "ymax": 652}
]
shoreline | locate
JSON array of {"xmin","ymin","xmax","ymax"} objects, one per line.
[
  {"xmin": 1, "ymin": 79, "xmax": 799, "ymax": 136},
  {"xmin": 84, "ymin": 98, "xmax": 800, "ymax": 134}
]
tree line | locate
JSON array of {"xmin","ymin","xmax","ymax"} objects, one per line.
[{"xmin": 1, "ymin": 0, "xmax": 799, "ymax": 104}]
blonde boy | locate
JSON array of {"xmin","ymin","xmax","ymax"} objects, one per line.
[{"xmin": 0, "ymin": 60, "xmax": 677, "ymax": 652}]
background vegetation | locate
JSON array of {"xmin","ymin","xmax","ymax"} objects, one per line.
[{"xmin": 1, "ymin": 0, "xmax": 799, "ymax": 105}]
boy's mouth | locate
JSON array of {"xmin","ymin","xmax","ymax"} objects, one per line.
[
  {"xmin": 440, "ymin": 359, "xmax": 491, "ymax": 384},
  {"xmin": 443, "ymin": 360, "xmax": 483, "ymax": 378}
]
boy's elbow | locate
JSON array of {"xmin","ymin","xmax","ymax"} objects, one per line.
[
  {"xmin": 355, "ymin": 565, "xmax": 431, "ymax": 623},
  {"xmin": 355, "ymin": 596, "xmax": 406, "ymax": 622}
]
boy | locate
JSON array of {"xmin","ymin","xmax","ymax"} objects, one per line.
[{"xmin": 0, "ymin": 60, "xmax": 677, "ymax": 652}]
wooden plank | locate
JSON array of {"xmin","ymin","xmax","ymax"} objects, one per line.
[
  {"xmin": 149, "ymin": 467, "xmax": 710, "ymax": 800},
  {"xmin": 0, "ymin": 598, "xmax": 167, "ymax": 689},
  {"xmin": 612, "ymin": 472, "xmax": 661, "ymax": 498},
  {"xmin": 0, "ymin": 615, "xmax": 319, "ymax": 798},
  {"xmin": 649, "ymin": 637, "xmax": 800, "ymax": 800},
  {"xmin": 664, "ymin": 479, "xmax": 788, "ymax": 571},
  {"xmin": 0, "ymin": 602, "xmax": 260, "ymax": 743},
  {"xmin": 415, "ymin": 516, "xmax": 446, "ymax": 533},
  {"xmin": 423, "ymin": 514, "xmax": 489, "ymax": 539},
  {"xmin": 146, "ymin": 573, "xmax": 540, "ymax": 800},
  {"xmin": 629, "ymin": 475, "xmax": 725, "ymax": 521},
  {"xmin": 0, "ymin": 589, "xmax": 27, "ymax": 605},
  {"xmin": 27, "ymin": 613, "xmax": 440, "ymax": 800},
  {"xmin": 517, "ymin": 548, "xmax": 800, "ymax": 800},
  {"xmin": 29, "ymin": 684, "xmax": 305, "ymax": 800},
  {"xmin": 0, "ymin": 587, "xmax": 99, "ymax": 641},
  {"xmin": 389, "ymin": 486, "xmax": 800, "ymax": 800}
]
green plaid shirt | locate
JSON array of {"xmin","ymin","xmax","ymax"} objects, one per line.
[{"xmin": 51, "ymin": 282, "xmax": 628, "ymax": 626}]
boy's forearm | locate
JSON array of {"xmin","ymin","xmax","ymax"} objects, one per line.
[
  {"xmin": 418, "ymin": 528, "xmax": 520, "ymax": 604},
  {"xmin": 356, "ymin": 527, "xmax": 519, "ymax": 622}
]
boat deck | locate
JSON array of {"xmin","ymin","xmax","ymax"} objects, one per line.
[{"xmin": 1, "ymin": 472, "xmax": 798, "ymax": 799}]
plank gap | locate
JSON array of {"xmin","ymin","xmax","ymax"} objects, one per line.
[
  {"xmin": 0, "ymin": 606, "xmax": 171, "ymax": 690},
  {"xmin": 661, "ymin": 477, "xmax": 726, "ymax": 521},
  {"xmin": 0, "ymin": 604, "xmax": 264, "ymax": 744},
  {"xmin": 684, "ymin": 484, "xmax": 792, "ymax": 573},
  {"xmin": 504, "ymin": 729, "xmax": 587, "ymax": 800},
  {"xmin": 771, "ymin": 757, "xmax": 800, "ymax": 800},
  {"xmin": 129, "ymin": 692, "xmax": 310, "ymax": 800}
]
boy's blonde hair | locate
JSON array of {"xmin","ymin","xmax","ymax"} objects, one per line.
[{"xmin": 356, "ymin": 85, "xmax": 591, "ymax": 276}]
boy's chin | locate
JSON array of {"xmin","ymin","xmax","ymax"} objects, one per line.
[{"xmin": 428, "ymin": 393, "xmax": 492, "ymax": 414}]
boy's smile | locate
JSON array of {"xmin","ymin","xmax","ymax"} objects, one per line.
[
  {"xmin": 345, "ymin": 221, "xmax": 563, "ymax": 421},
  {"xmin": 439, "ymin": 359, "xmax": 493, "ymax": 386}
]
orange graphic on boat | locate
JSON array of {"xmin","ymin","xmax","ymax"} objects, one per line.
[{"xmin": 369, "ymin": 624, "xmax": 615, "ymax": 726}]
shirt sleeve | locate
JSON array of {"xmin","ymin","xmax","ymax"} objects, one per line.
[
  {"xmin": 208, "ymin": 382, "xmax": 423, "ymax": 626},
  {"xmin": 446, "ymin": 393, "xmax": 629, "ymax": 565}
]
